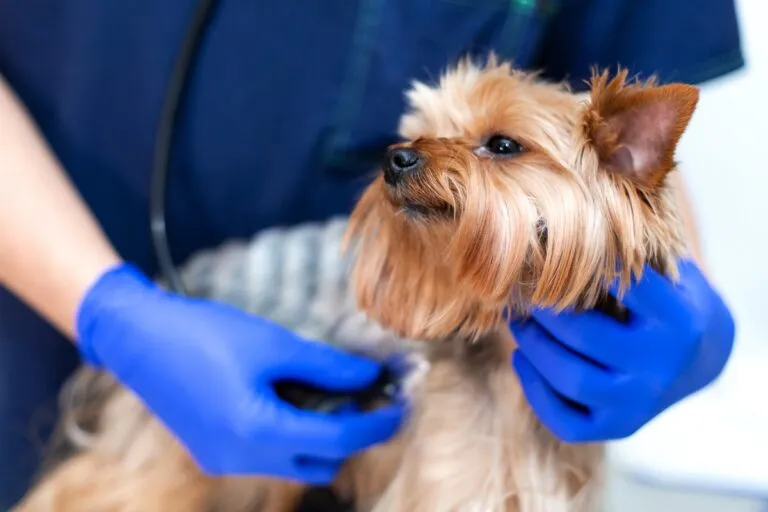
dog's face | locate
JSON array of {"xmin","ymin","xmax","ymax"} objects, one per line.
[{"xmin": 346, "ymin": 58, "xmax": 699, "ymax": 341}]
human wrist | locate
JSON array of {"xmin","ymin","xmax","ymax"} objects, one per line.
[{"xmin": 74, "ymin": 261, "xmax": 158, "ymax": 367}]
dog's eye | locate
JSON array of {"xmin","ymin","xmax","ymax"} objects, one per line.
[{"xmin": 485, "ymin": 135, "xmax": 524, "ymax": 156}]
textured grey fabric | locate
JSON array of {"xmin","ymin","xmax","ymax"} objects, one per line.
[{"xmin": 178, "ymin": 216, "xmax": 423, "ymax": 360}]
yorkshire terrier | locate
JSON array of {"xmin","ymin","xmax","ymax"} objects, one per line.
[{"xmin": 14, "ymin": 56, "xmax": 698, "ymax": 512}]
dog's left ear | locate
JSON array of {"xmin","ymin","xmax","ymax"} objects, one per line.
[{"xmin": 584, "ymin": 69, "xmax": 699, "ymax": 188}]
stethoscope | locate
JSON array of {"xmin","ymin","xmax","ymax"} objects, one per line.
[
  {"xmin": 150, "ymin": 0, "xmax": 218, "ymax": 295},
  {"xmin": 148, "ymin": 0, "xmax": 400, "ymax": 413}
]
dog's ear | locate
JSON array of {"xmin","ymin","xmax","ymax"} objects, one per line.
[{"xmin": 584, "ymin": 69, "xmax": 699, "ymax": 188}]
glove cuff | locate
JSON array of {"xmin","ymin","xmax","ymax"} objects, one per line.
[{"xmin": 75, "ymin": 262, "xmax": 156, "ymax": 367}]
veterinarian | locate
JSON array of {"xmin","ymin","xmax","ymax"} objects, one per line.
[{"xmin": 0, "ymin": 0, "xmax": 742, "ymax": 508}]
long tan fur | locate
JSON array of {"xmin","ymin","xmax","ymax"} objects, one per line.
[{"xmin": 15, "ymin": 56, "xmax": 698, "ymax": 512}]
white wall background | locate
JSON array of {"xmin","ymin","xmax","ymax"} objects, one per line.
[
  {"xmin": 678, "ymin": 0, "xmax": 767, "ymax": 351},
  {"xmin": 608, "ymin": 0, "xmax": 768, "ymax": 502}
]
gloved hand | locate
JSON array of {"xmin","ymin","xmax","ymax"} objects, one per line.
[
  {"xmin": 511, "ymin": 259, "xmax": 735, "ymax": 443},
  {"xmin": 76, "ymin": 263, "xmax": 405, "ymax": 483}
]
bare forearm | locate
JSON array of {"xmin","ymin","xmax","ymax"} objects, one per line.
[{"xmin": 0, "ymin": 75, "xmax": 121, "ymax": 338}]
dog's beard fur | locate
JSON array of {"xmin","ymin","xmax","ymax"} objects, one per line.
[
  {"xmin": 347, "ymin": 57, "xmax": 696, "ymax": 341},
  {"xmin": 15, "ymin": 57, "xmax": 699, "ymax": 512}
]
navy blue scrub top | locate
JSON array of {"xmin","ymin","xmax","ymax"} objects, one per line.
[
  {"xmin": 0, "ymin": 1, "xmax": 745, "ymax": 327},
  {"xmin": 0, "ymin": 0, "xmax": 745, "ymax": 275}
]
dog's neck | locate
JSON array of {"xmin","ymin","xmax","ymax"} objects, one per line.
[
  {"xmin": 426, "ymin": 287, "xmax": 631, "ymax": 372},
  {"xmin": 427, "ymin": 327, "xmax": 515, "ymax": 374}
]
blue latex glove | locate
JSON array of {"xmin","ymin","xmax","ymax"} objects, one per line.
[
  {"xmin": 511, "ymin": 259, "xmax": 735, "ymax": 443},
  {"xmin": 76, "ymin": 263, "xmax": 405, "ymax": 483}
]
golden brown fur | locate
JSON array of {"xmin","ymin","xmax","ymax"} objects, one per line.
[{"xmin": 14, "ymin": 56, "xmax": 698, "ymax": 512}]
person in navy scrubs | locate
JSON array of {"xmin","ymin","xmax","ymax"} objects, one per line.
[{"xmin": 0, "ymin": 1, "xmax": 743, "ymax": 508}]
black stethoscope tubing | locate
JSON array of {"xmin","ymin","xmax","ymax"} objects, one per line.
[{"xmin": 150, "ymin": 0, "xmax": 218, "ymax": 295}]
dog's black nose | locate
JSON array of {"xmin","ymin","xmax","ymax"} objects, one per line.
[{"xmin": 383, "ymin": 147, "xmax": 422, "ymax": 185}]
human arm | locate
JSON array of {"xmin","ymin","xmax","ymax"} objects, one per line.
[
  {"xmin": 0, "ymin": 74, "xmax": 120, "ymax": 336},
  {"xmin": 0, "ymin": 75, "xmax": 403, "ymax": 480},
  {"xmin": 510, "ymin": 153, "xmax": 734, "ymax": 444},
  {"xmin": 511, "ymin": 253, "xmax": 735, "ymax": 442},
  {"xmin": 511, "ymin": 0, "xmax": 741, "ymax": 442}
]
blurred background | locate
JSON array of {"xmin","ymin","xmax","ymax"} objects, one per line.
[{"xmin": 604, "ymin": 0, "xmax": 768, "ymax": 509}]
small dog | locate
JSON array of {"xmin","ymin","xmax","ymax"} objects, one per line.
[{"xmin": 14, "ymin": 56, "xmax": 698, "ymax": 511}]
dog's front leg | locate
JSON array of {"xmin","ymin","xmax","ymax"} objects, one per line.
[{"xmin": 363, "ymin": 357, "xmax": 520, "ymax": 512}]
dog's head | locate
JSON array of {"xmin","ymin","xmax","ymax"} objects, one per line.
[{"xmin": 345, "ymin": 57, "xmax": 698, "ymax": 341}]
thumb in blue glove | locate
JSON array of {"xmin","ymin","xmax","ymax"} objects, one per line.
[
  {"xmin": 76, "ymin": 263, "xmax": 405, "ymax": 484},
  {"xmin": 511, "ymin": 259, "xmax": 735, "ymax": 443}
]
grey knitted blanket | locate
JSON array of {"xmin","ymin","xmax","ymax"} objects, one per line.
[{"xmin": 178, "ymin": 216, "xmax": 423, "ymax": 360}]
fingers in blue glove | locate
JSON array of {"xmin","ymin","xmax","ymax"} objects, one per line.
[
  {"xmin": 269, "ymin": 339, "xmax": 385, "ymax": 392},
  {"xmin": 284, "ymin": 403, "xmax": 406, "ymax": 460},
  {"xmin": 512, "ymin": 351, "xmax": 593, "ymax": 443},
  {"xmin": 607, "ymin": 262, "xmax": 696, "ymax": 325},
  {"xmin": 527, "ymin": 262, "xmax": 693, "ymax": 368},
  {"xmin": 528, "ymin": 308, "xmax": 640, "ymax": 368},
  {"xmin": 287, "ymin": 399, "xmax": 404, "ymax": 483},
  {"xmin": 292, "ymin": 456, "xmax": 345, "ymax": 485},
  {"xmin": 511, "ymin": 320, "xmax": 633, "ymax": 408}
]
